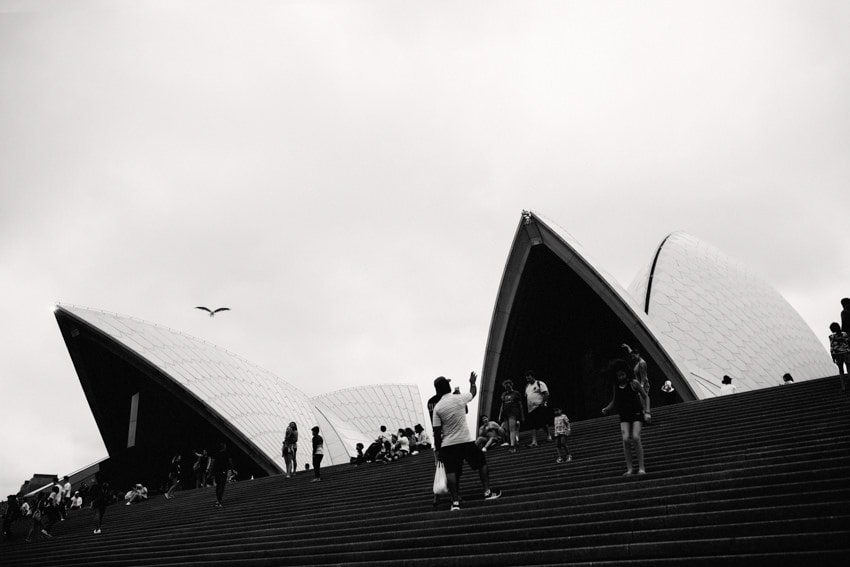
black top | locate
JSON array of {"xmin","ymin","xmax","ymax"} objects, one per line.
[
  {"xmin": 211, "ymin": 448, "xmax": 232, "ymax": 474},
  {"xmin": 90, "ymin": 482, "xmax": 109, "ymax": 507},
  {"xmin": 614, "ymin": 382, "xmax": 644, "ymax": 421}
]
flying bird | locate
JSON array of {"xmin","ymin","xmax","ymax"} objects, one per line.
[{"xmin": 195, "ymin": 306, "xmax": 231, "ymax": 318}]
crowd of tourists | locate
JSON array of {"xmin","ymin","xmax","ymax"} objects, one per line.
[
  {"xmin": 351, "ymin": 423, "xmax": 433, "ymax": 466},
  {"xmin": 6, "ymin": 296, "xmax": 847, "ymax": 537},
  {"xmin": 2, "ymin": 474, "xmax": 113, "ymax": 542}
]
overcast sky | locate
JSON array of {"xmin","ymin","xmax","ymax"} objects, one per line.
[{"xmin": 1, "ymin": 0, "xmax": 848, "ymax": 498}]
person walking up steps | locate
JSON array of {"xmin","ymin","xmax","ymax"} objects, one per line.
[
  {"xmin": 311, "ymin": 426, "xmax": 324, "ymax": 481},
  {"xmin": 90, "ymin": 472, "xmax": 109, "ymax": 534},
  {"xmin": 211, "ymin": 442, "xmax": 234, "ymax": 508},
  {"xmin": 432, "ymin": 372, "xmax": 502, "ymax": 511}
]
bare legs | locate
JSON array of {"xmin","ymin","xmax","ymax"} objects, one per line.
[
  {"xmin": 837, "ymin": 354, "xmax": 849, "ymax": 391},
  {"xmin": 284, "ymin": 449, "xmax": 298, "ymax": 477},
  {"xmin": 619, "ymin": 421, "xmax": 645, "ymax": 474},
  {"xmin": 93, "ymin": 506, "xmax": 105, "ymax": 534},
  {"xmin": 505, "ymin": 416, "xmax": 519, "ymax": 452},
  {"xmin": 530, "ymin": 424, "xmax": 553, "ymax": 446},
  {"xmin": 446, "ymin": 464, "xmax": 491, "ymax": 503}
]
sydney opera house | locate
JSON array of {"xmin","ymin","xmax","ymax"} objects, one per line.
[
  {"xmin": 478, "ymin": 211, "xmax": 834, "ymax": 422},
  {"xmin": 54, "ymin": 304, "xmax": 425, "ymax": 488},
  {"xmin": 54, "ymin": 210, "xmax": 834, "ymax": 489}
]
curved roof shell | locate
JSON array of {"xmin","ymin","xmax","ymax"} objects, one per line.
[
  {"xmin": 55, "ymin": 304, "xmax": 317, "ymax": 475},
  {"xmin": 55, "ymin": 305, "xmax": 427, "ymax": 479},
  {"xmin": 479, "ymin": 211, "xmax": 695, "ymax": 422},
  {"xmin": 311, "ymin": 384, "xmax": 425, "ymax": 464},
  {"xmin": 627, "ymin": 232, "xmax": 834, "ymax": 396}
]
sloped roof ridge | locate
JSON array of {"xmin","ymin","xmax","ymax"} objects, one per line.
[
  {"xmin": 310, "ymin": 382, "xmax": 418, "ymax": 399},
  {"xmin": 55, "ymin": 302, "xmax": 289, "ymax": 382}
]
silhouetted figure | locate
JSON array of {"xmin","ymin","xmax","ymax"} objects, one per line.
[
  {"xmin": 90, "ymin": 473, "xmax": 109, "ymax": 534},
  {"xmin": 165, "ymin": 454, "xmax": 181, "ymax": 499},
  {"xmin": 193, "ymin": 449, "xmax": 210, "ymax": 488},
  {"xmin": 829, "ymin": 321, "xmax": 850, "ymax": 391},
  {"xmin": 311, "ymin": 426, "xmax": 324, "ymax": 481},
  {"xmin": 2, "ymin": 495, "xmax": 21, "ymax": 540},
  {"xmin": 211, "ymin": 442, "xmax": 234, "ymax": 507}
]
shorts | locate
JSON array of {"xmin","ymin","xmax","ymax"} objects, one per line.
[
  {"xmin": 527, "ymin": 406, "xmax": 551, "ymax": 429},
  {"xmin": 619, "ymin": 410, "xmax": 645, "ymax": 423},
  {"xmin": 502, "ymin": 404, "xmax": 522, "ymax": 420},
  {"xmin": 439, "ymin": 442, "xmax": 486, "ymax": 475}
]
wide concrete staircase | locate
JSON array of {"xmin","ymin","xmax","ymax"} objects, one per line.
[{"xmin": 3, "ymin": 375, "xmax": 849, "ymax": 566}]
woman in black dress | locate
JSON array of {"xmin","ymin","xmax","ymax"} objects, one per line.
[{"xmin": 602, "ymin": 363, "xmax": 648, "ymax": 475}]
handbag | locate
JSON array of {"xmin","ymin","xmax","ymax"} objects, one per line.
[{"xmin": 433, "ymin": 462, "xmax": 450, "ymax": 496}]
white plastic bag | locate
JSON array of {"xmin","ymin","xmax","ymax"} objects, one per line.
[{"xmin": 433, "ymin": 462, "xmax": 449, "ymax": 496}]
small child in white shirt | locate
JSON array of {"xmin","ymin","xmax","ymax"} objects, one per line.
[{"xmin": 553, "ymin": 408, "xmax": 572, "ymax": 463}]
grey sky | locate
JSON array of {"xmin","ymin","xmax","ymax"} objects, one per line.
[{"xmin": 1, "ymin": 0, "xmax": 848, "ymax": 497}]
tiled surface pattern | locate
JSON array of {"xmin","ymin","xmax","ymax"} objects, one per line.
[
  {"xmin": 627, "ymin": 232, "xmax": 834, "ymax": 397},
  {"xmin": 61, "ymin": 305, "xmax": 318, "ymax": 470},
  {"xmin": 59, "ymin": 305, "xmax": 424, "ymax": 469},
  {"xmin": 311, "ymin": 384, "xmax": 425, "ymax": 463}
]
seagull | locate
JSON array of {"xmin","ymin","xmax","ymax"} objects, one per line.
[{"xmin": 195, "ymin": 306, "xmax": 231, "ymax": 318}]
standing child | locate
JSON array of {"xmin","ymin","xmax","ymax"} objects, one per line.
[
  {"xmin": 829, "ymin": 322, "xmax": 850, "ymax": 391},
  {"xmin": 552, "ymin": 408, "xmax": 572, "ymax": 463},
  {"xmin": 311, "ymin": 426, "xmax": 324, "ymax": 482}
]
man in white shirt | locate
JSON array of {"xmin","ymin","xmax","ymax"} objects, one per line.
[
  {"xmin": 432, "ymin": 372, "xmax": 501, "ymax": 511},
  {"xmin": 524, "ymin": 371, "xmax": 553, "ymax": 447},
  {"xmin": 376, "ymin": 425, "xmax": 392, "ymax": 447},
  {"xmin": 61, "ymin": 476, "xmax": 72, "ymax": 518}
]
